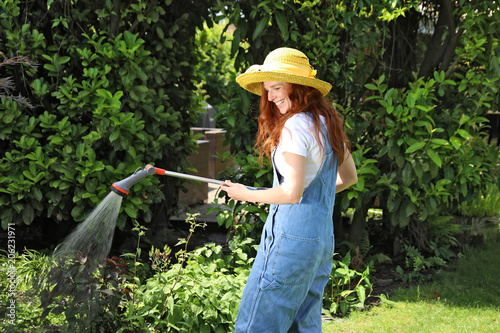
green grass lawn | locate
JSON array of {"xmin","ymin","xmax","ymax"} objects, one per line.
[{"xmin": 323, "ymin": 240, "xmax": 500, "ymax": 333}]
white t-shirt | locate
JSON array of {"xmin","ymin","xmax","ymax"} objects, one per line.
[{"xmin": 274, "ymin": 113, "xmax": 325, "ymax": 188}]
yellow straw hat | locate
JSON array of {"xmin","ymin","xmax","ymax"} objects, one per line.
[{"xmin": 236, "ymin": 47, "xmax": 332, "ymax": 96}]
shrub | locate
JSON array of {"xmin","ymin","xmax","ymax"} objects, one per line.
[
  {"xmin": 323, "ymin": 252, "xmax": 373, "ymax": 317},
  {"xmin": 120, "ymin": 241, "xmax": 251, "ymax": 332},
  {"xmin": 115, "ymin": 215, "xmax": 255, "ymax": 332},
  {"xmin": 0, "ymin": 0, "xmax": 215, "ymax": 237},
  {"xmin": 0, "ymin": 249, "xmax": 65, "ymax": 331}
]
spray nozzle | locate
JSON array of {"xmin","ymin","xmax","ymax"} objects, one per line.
[{"xmin": 110, "ymin": 165, "xmax": 156, "ymax": 197}]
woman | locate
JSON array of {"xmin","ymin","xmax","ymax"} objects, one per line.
[{"xmin": 222, "ymin": 47, "xmax": 358, "ymax": 332}]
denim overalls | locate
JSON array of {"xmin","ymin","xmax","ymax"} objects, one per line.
[{"xmin": 235, "ymin": 124, "xmax": 338, "ymax": 332}]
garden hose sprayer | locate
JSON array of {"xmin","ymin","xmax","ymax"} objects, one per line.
[{"xmin": 110, "ymin": 164, "xmax": 225, "ymax": 197}]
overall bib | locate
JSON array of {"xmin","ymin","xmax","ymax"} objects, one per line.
[{"xmin": 235, "ymin": 125, "xmax": 339, "ymax": 333}]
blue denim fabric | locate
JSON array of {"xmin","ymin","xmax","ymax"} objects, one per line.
[{"xmin": 235, "ymin": 125, "xmax": 338, "ymax": 332}]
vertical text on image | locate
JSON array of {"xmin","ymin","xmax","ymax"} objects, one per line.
[{"xmin": 6, "ymin": 223, "xmax": 16, "ymax": 324}]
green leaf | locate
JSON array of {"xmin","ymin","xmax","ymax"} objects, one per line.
[
  {"xmin": 456, "ymin": 129, "xmax": 470, "ymax": 140},
  {"xmin": 433, "ymin": 71, "xmax": 442, "ymax": 82},
  {"xmin": 124, "ymin": 205, "xmax": 138, "ymax": 218},
  {"xmin": 23, "ymin": 170, "xmax": 34, "ymax": 181},
  {"xmin": 415, "ymin": 104, "xmax": 434, "ymax": 112},
  {"xmin": 459, "ymin": 114, "xmax": 470, "ymax": 126},
  {"xmin": 402, "ymin": 163, "xmax": 413, "ymax": 187},
  {"xmin": 110, "ymin": 130, "xmax": 120, "ymax": 143},
  {"xmin": 275, "ymin": 11, "xmax": 288, "ymax": 37},
  {"xmin": 471, "ymin": 116, "xmax": 488, "ymax": 123},
  {"xmin": 253, "ymin": 16, "xmax": 269, "ymax": 40},
  {"xmin": 23, "ymin": 204, "xmax": 34, "ymax": 224},
  {"xmin": 32, "ymin": 187, "xmax": 43, "ymax": 201},
  {"xmin": 355, "ymin": 284, "xmax": 365, "ymax": 303},
  {"xmin": 76, "ymin": 143, "xmax": 85, "ymax": 159},
  {"xmin": 156, "ymin": 27, "xmax": 164, "ymax": 39},
  {"xmin": 227, "ymin": 114, "xmax": 235, "ymax": 127},
  {"xmin": 340, "ymin": 301, "xmax": 349, "ymax": 314},
  {"xmin": 58, "ymin": 56, "xmax": 71, "ymax": 65},
  {"xmin": 379, "ymin": 294, "xmax": 396, "ymax": 306},
  {"xmin": 225, "ymin": 217, "xmax": 232, "ymax": 229},
  {"xmin": 257, "ymin": 0, "xmax": 271, "ymax": 8},
  {"xmin": 458, "ymin": 80, "xmax": 467, "ymax": 92},
  {"xmin": 414, "ymin": 161, "xmax": 423, "ymax": 179},
  {"xmin": 430, "ymin": 138, "xmax": 448, "ymax": 146},
  {"xmin": 426, "ymin": 148, "xmax": 442, "ymax": 167},
  {"xmin": 135, "ymin": 85, "xmax": 149, "ymax": 93},
  {"xmin": 231, "ymin": 28, "xmax": 240, "ymax": 55},
  {"xmin": 405, "ymin": 142, "xmax": 426, "ymax": 154},
  {"xmin": 450, "ymin": 136, "xmax": 461, "ymax": 150},
  {"xmin": 71, "ymin": 204, "xmax": 85, "ymax": 220}
]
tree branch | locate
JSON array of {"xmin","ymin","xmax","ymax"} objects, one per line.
[
  {"xmin": 109, "ymin": 0, "xmax": 121, "ymax": 37},
  {"xmin": 440, "ymin": 27, "xmax": 464, "ymax": 73}
]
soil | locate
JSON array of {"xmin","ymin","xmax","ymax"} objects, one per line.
[{"xmin": 367, "ymin": 264, "xmax": 403, "ymax": 305}]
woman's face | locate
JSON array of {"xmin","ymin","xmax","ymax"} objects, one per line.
[{"xmin": 264, "ymin": 81, "xmax": 293, "ymax": 115}]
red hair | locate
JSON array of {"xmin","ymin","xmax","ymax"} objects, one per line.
[{"xmin": 255, "ymin": 83, "xmax": 350, "ymax": 165}]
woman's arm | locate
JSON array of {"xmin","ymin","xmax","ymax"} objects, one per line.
[
  {"xmin": 221, "ymin": 152, "xmax": 306, "ymax": 205},
  {"xmin": 336, "ymin": 150, "xmax": 358, "ymax": 193}
]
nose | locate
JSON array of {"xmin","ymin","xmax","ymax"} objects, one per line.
[{"xmin": 268, "ymin": 90, "xmax": 275, "ymax": 102}]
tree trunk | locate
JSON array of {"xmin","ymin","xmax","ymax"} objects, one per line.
[
  {"xmin": 109, "ymin": 0, "xmax": 121, "ymax": 37},
  {"xmin": 348, "ymin": 200, "xmax": 371, "ymax": 247},
  {"xmin": 419, "ymin": 0, "xmax": 461, "ymax": 77}
]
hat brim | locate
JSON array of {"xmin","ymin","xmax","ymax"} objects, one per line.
[{"xmin": 236, "ymin": 71, "xmax": 332, "ymax": 97}]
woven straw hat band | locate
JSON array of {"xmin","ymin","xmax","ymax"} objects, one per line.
[
  {"xmin": 261, "ymin": 61, "xmax": 315, "ymax": 78},
  {"xmin": 263, "ymin": 48, "xmax": 316, "ymax": 77}
]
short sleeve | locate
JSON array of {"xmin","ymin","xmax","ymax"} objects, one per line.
[{"xmin": 279, "ymin": 115, "xmax": 314, "ymax": 157}]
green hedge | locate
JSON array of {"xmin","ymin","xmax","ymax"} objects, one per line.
[{"xmin": 0, "ymin": 0, "xmax": 215, "ymax": 234}]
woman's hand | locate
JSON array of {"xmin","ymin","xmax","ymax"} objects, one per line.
[
  {"xmin": 221, "ymin": 180, "xmax": 250, "ymax": 201},
  {"xmin": 220, "ymin": 152, "xmax": 306, "ymax": 205}
]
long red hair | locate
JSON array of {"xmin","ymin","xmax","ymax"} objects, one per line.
[{"xmin": 255, "ymin": 83, "xmax": 350, "ymax": 165}]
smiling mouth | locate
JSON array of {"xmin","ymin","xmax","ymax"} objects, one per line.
[{"xmin": 276, "ymin": 100, "xmax": 285, "ymax": 106}]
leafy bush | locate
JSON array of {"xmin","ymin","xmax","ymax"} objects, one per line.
[
  {"xmin": 195, "ymin": 19, "xmax": 236, "ymax": 113},
  {"xmin": 109, "ymin": 215, "xmax": 254, "ymax": 332},
  {"xmin": 0, "ymin": 249, "xmax": 65, "ymax": 331},
  {"xmin": 459, "ymin": 183, "xmax": 500, "ymax": 218},
  {"xmin": 0, "ymin": 0, "xmax": 215, "ymax": 235},
  {"xmin": 323, "ymin": 252, "xmax": 373, "ymax": 317},
  {"xmin": 363, "ymin": 70, "xmax": 498, "ymax": 255},
  {"xmin": 395, "ymin": 244, "xmax": 449, "ymax": 285},
  {"xmin": 38, "ymin": 255, "xmax": 128, "ymax": 332},
  {"xmin": 119, "ymin": 240, "xmax": 252, "ymax": 332}
]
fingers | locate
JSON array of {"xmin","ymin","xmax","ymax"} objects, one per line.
[
  {"xmin": 220, "ymin": 180, "xmax": 231, "ymax": 192},
  {"xmin": 221, "ymin": 180, "xmax": 232, "ymax": 188}
]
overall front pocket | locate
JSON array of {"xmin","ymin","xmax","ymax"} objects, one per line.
[{"xmin": 271, "ymin": 233, "xmax": 321, "ymax": 286}]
